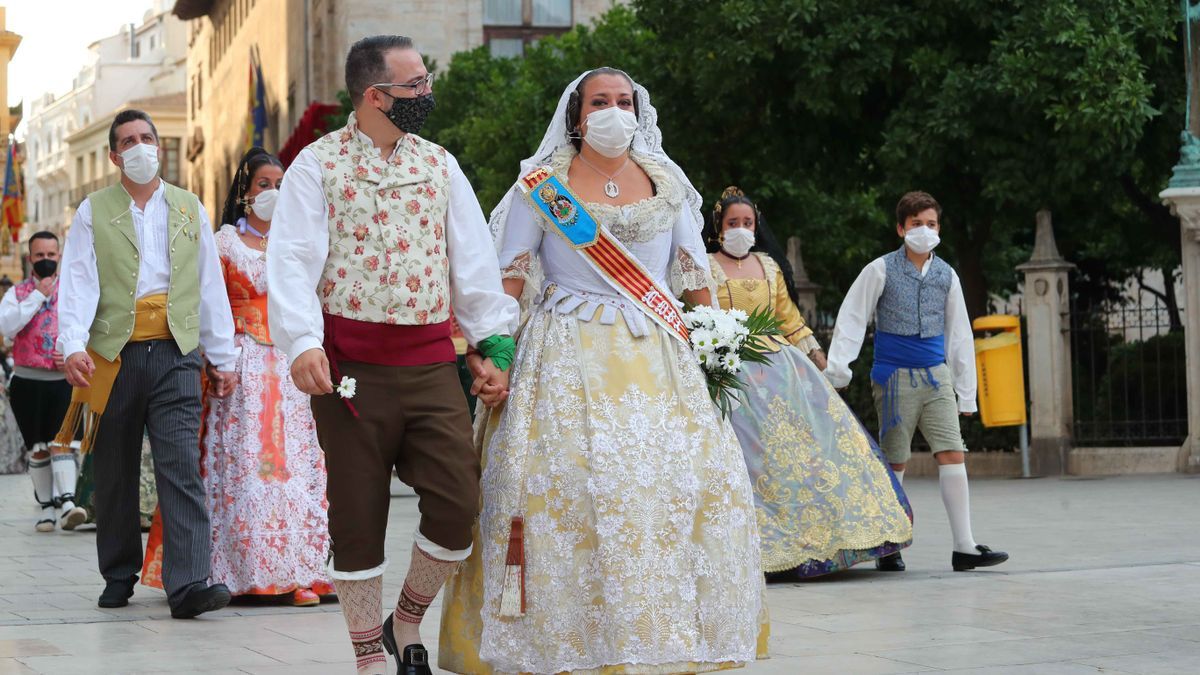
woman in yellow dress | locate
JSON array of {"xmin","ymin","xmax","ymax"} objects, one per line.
[
  {"xmin": 706, "ymin": 186, "xmax": 912, "ymax": 578},
  {"xmin": 439, "ymin": 70, "xmax": 766, "ymax": 674}
]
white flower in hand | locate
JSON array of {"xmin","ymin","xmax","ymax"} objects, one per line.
[{"xmin": 337, "ymin": 376, "xmax": 357, "ymax": 399}]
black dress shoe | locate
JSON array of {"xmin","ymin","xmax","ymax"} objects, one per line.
[
  {"xmin": 169, "ymin": 583, "xmax": 232, "ymax": 619},
  {"xmin": 98, "ymin": 576, "xmax": 137, "ymax": 608},
  {"xmin": 952, "ymin": 544, "xmax": 1009, "ymax": 571},
  {"xmin": 875, "ymin": 551, "xmax": 905, "ymax": 572},
  {"xmin": 381, "ymin": 614, "xmax": 432, "ymax": 675}
]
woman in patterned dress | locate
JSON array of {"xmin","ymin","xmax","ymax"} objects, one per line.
[
  {"xmin": 704, "ymin": 187, "xmax": 912, "ymax": 579},
  {"xmin": 142, "ymin": 148, "xmax": 332, "ymax": 606},
  {"xmin": 439, "ymin": 69, "xmax": 766, "ymax": 674}
]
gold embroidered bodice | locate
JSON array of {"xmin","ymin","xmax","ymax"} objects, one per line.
[{"xmin": 710, "ymin": 252, "xmax": 817, "ymax": 353}]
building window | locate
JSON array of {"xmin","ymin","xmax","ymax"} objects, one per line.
[
  {"xmin": 489, "ymin": 38, "xmax": 525, "ymax": 58},
  {"xmin": 162, "ymin": 137, "xmax": 181, "ymax": 185},
  {"xmin": 484, "ymin": 0, "xmax": 522, "ymax": 25},
  {"xmin": 484, "ymin": 0, "xmax": 574, "ymax": 56},
  {"xmin": 532, "ymin": 0, "xmax": 571, "ymax": 27},
  {"xmin": 149, "ymin": 35, "xmax": 156, "ymax": 51}
]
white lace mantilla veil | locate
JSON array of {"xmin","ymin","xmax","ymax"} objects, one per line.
[{"xmin": 486, "ymin": 69, "xmax": 708, "ymax": 313}]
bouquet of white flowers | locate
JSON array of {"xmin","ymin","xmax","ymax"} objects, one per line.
[{"xmin": 682, "ymin": 304, "xmax": 782, "ymax": 418}]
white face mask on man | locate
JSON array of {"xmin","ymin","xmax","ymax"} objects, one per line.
[
  {"xmin": 722, "ymin": 227, "xmax": 756, "ymax": 258},
  {"xmin": 904, "ymin": 225, "xmax": 940, "ymax": 255},
  {"xmin": 583, "ymin": 107, "xmax": 639, "ymax": 158},
  {"xmin": 119, "ymin": 143, "xmax": 160, "ymax": 185},
  {"xmin": 249, "ymin": 189, "xmax": 279, "ymax": 221}
]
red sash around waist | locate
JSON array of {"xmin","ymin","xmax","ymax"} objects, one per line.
[{"xmin": 322, "ymin": 313, "xmax": 456, "ymax": 367}]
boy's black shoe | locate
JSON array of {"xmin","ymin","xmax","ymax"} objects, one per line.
[
  {"xmin": 952, "ymin": 545, "xmax": 1009, "ymax": 571},
  {"xmin": 875, "ymin": 552, "xmax": 905, "ymax": 572}
]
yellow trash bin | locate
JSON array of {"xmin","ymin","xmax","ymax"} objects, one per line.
[{"xmin": 972, "ymin": 315, "xmax": 1027, "ymax": 428}]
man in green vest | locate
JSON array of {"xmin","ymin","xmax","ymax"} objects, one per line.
[{"xmin": 56, "ymin": 109, "xmax": 241, "ymax": 619}]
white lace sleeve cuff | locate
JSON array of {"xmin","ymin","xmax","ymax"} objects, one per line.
[{"xmin": 671, "ymin": 248, "xmax": 711, "ymax": 295}]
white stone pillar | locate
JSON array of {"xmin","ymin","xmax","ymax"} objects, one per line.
[
  {"xmin": 786, "ymin": 236, "xmax": 821, "ymax": 325},
  {"xmin": 1158, "ymin": 187, "xmax": 1200, "ymax": 473},
  {"xmin": 1016, "ymin": 211, "xmax": 1075, "ymax": 475}
]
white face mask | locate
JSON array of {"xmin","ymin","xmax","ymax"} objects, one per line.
[
  {"xmin": 583, "ymin": 107, "xmax": 638, "ymax": 158},
  {"xmin": 249, "ymin": 188, "xmax": 279, "ymax": 221},
  {"xmin": 120, "ymin": 143, "xmax": 160, "ymax": 185},
  {"xmin": 904, "ymin": 225, "xmax": 940, "ymax": 255},
  {"xmin": 722, "ymin": 227, "xmax": 756, "ymax": 258}
]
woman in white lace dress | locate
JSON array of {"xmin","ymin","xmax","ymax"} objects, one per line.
[
  {"xmin": 142, "ymin": 149, "xmax": 333, "ymax": 606},
  {"xmin": 439, "ymin": 69, "xmax": 766, "ymax": 674}
]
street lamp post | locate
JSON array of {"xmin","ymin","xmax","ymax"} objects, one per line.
[{"xmin": 1159, "ymin": 1, "xmax": 1200, "ymax": 473}]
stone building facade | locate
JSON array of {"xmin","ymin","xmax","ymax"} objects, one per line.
[{"xmin": 175, "ymin": 0, "xmax": 622, "ymax": 222}]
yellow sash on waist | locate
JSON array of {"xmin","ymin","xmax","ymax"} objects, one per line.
[{"xmin": 52, "ymin": 294, "xmax": 173, "ymax": 455}]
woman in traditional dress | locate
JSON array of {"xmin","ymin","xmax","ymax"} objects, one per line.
[
  {"xmin": 439, "ymin": 68, "xmax": 765, "ymax": 674},
  {"xmin": 142, "ymin": 148, "xmax": 333, "ymax": 606},
  {"xmin": 704, "ymin": 186, "xmax": 912, "ymax": 578}
]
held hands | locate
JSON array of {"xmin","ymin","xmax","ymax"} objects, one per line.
[
  {"xmin": 205, "ymin": 363, "xmax": 240, "ymax": 398},
  {"xmin": 291, "ymin": 348, "xmax": 334, "ymax": 396},
  {"xmin": 808, "ymin": 349, "xmax": 828, "ymax": 372},
  {"xmin": 64, "ymin": 352, "xmax": 95, "ymax": 387},
  {"xmin": 466, "ymin": 351, "xmax": 510, "ymax": 408}
]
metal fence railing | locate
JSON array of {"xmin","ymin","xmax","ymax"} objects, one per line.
[{"xmin": 1070, "ymin": 295, "xmax": 1188, "ymax": 446}]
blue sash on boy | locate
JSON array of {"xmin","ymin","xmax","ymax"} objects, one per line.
[{"xmin": 872, "ymin": 246, "xmax": 954, "ymax": 438}]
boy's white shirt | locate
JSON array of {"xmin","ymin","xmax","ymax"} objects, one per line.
[{"xmin": 824, "ymin": 252, "xmax": 978, "ymax": 414}]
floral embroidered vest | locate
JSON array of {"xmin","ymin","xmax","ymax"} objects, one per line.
[
  {"xmin": 308, "ymin": 114, "xmax": 452, "ymax": 326},
  {"xmin": 11, "ymin": 278, "xmax": 58, "ymax": 370}
]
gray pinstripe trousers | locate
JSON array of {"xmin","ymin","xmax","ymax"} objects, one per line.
[{"xmin": 93, "ymin": 340, "xmax": 210, "ymax": 606}]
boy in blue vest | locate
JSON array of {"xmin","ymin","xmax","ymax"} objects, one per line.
[{"xmin": 826, "ymin": 191, "xmax": 1008, "ymax": 572}]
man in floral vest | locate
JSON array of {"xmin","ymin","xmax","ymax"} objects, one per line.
[
  {"xmin": 0, "ymin": 231, "xmax": 82, "ymax": 532},
  {"xmin": 269, "ymin": 35, "xmax": 518, "ymax": 675}
]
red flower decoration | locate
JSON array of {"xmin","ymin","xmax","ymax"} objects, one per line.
[
  {"xmin": 353, "ymin": 225, "xmax": 369, "ymax": 241},
  {"xmin": 406, "ymin": 200, "xmax": 421, "ymax": 215},
  {"xmin": 364, "ymin": 256, "xmax": 380, "ymax": 271},
  {"xmin": 406, "ymin": 275, "xmax": 421, "ymax": 292}
]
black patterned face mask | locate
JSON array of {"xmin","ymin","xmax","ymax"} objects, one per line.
[{"xmin": 381, "ymin": 93, "xmax": 436, "ymax": 134}]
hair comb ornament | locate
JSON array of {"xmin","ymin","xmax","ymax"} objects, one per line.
[{"xmin": 714, "ymin": 185, "xmax": 747, "ymax": 215}]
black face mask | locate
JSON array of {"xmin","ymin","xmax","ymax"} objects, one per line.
[
  {"xmin": 380, "ymin": 93, "xmax": 435, "ymax": 134},
  {"xmin": 32, "ymin": 259, "xmax": 57, "ymax": 278}
]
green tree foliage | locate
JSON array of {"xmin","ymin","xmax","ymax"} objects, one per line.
[{"xmin": 422, "ymin": 1, "xmax": 1181, "ymax": 317}]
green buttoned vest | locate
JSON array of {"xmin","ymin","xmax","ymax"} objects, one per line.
[{"xmin": 86, "ymin": 182, "xmax": 203, "ymax": 362}]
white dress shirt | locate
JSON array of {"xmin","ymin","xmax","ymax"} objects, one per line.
[
  {"xmin": 825, "ymin": 253, "xmax": 978, "ymax": 413},
  {"xmin": 0, "ymin": 284, "xmax": 49, "ymax": 340},
  {"xmin": 56, "ymin": 181, "xmax": 241, "ymax": 370},
  {"xmin": 267, "ymin": 141, "xmax": 520, "ymax": 365}
]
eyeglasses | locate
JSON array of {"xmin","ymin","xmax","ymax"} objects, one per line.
[{"xmin": 371, "ymin": 74, "xmax": 435, "ymax": 97}]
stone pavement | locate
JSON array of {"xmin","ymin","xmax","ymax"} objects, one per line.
[{"xmin": 0, "ymin": 471, "xmax": 1196, "ymax": 674}]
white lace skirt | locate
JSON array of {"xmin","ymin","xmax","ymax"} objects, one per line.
[{"xmin": 440, "ymin": 306, "xmax": 766, "ymax": 674}]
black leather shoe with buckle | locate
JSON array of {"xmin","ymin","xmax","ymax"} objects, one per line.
[
  {"xmin": 400, "ymin": 644, "xmax": 432, "ymax": 675},
  {"xmin": 952, "ymin": 544, "xmax": 1009, "ymax": 571},
  {"xmin": 875, "ymin": 551, "xmax": 905, "ymax": 571},
  {"xmin": 381, "ymin": 614, "xmax": 432, "ymax": 675}
]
